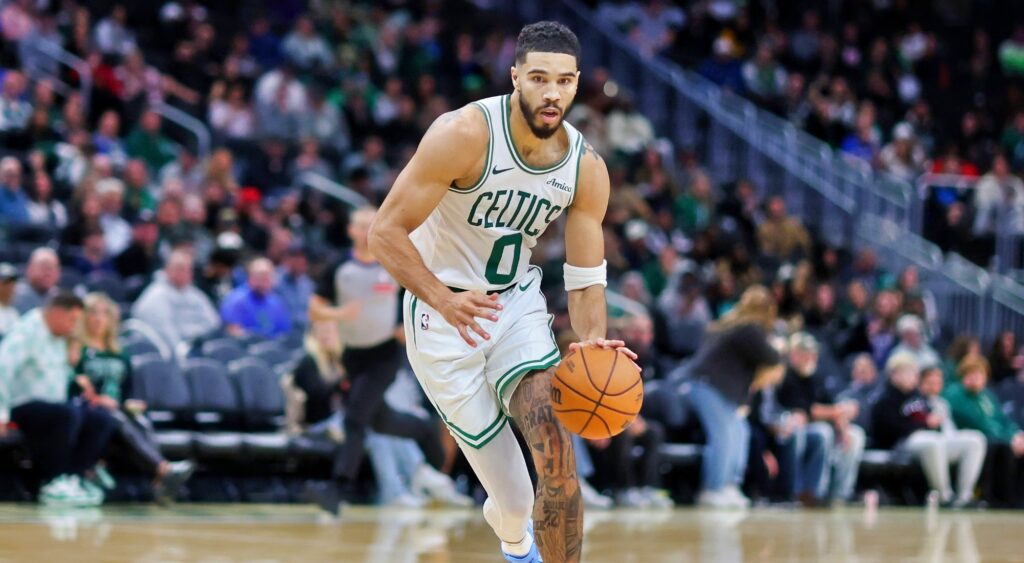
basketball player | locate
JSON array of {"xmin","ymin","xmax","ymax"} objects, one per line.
[{"xmin": 369, "ymin": 22, "xmax": 634, "ymax": 563}]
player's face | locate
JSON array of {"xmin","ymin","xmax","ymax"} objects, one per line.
[{"xmin": 512, "ymin": 52, "xmax": 579, "ymax": 139}]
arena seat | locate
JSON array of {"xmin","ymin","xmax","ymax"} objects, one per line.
[
  {"xmin": 84, "ymin": 271, "xmax": 127, "ymax": 302},
  {"xmin": 201, "ymin": 339, "xmax": 247, "ymax": 365},
  {"xmin": 184, "ymin": 359, "xmax": 244, "ymax": 458},
  {"xmin": 231, "ymin": 359, "xmax": 290, "ymax": 457},
  {"xmin": 130, "ymin": 358, "xmax": 192, "ymax": 428}
]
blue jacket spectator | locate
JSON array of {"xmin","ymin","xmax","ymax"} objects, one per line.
[
  {"xmin": 0, "ymin": 156, "xmax": 29, "ymax": 225},
  {"xmin": 220, "ymin": 257, "xmax": 292, "ymax": 338}
]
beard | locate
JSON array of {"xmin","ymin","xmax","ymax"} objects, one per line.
[{"xmin": 517, "ymin": 94, "xmax": 565, "ymax": 139}]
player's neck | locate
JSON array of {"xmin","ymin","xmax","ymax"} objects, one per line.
[{"xmin": 508, "ymin": 91, "xmax": 564, "ymax": 158}]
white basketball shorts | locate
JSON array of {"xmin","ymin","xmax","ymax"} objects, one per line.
[{"xmin": 402, "ymin": 266, "xmax": 560, "ymax": 449}]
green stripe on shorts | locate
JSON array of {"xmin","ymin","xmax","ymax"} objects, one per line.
[{"xmin": 495, "ymin": 348, "xmax": 562, "ymax": 409}]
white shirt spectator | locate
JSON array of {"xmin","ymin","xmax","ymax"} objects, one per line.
[
  {"xmin": 132, "ymin": 273, "xmax": 220, "ymax": 349},
  {"xmin": 607, "ymin": 104, "xmax": 654, "ymax": 156},
  {"xmin": 208, "ymin": 99, "xmax": 255, "ymax": 139},
  {"xmin": 254, "ymin": 69, "xmax": 308, "ymax": 114}
]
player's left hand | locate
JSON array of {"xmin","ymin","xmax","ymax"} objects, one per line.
[{"xmin": 569, "ymin": 338, "xmax": 639, "ymax": 362}]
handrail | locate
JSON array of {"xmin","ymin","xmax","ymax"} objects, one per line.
[
  {"xmin": 299, "ymin": 172, "xmax": 368, "ymax": 209},
  {"xmin": 25, "ymin": 41, "xmax": 92, "ymax": 115},
  {"xmin": 153, "ymin": 103, "xmax": 211, "ymax": 158}
]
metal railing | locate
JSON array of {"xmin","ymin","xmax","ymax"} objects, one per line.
[
  {"xmin": 298, "ymin": 172, "xmax": 369, "ymax": 209},
  {"xmin": 153, "ymin": 103, "xmax": 212, "ymax": 159},
  {"xmin": 21, "ymin": 40, "xmax": 91, "ymax": 114},
  {"xmin": 502, "ymin": 0, "xmax": 1024, "ymax": 342}
]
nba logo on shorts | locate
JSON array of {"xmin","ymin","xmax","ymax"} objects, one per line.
[{"xmin": 420, "ymin": 313, "xmax": 430, "ymax": 330}]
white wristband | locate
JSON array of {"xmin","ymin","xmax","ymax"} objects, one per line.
[{"xmin": 564, "ymin": 260, "xmax": 608, "ymax": 291}]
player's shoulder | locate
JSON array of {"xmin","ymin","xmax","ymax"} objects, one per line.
[{"xmin": 424, "ymin": 102, "xmax": 489, "ymax": 146}]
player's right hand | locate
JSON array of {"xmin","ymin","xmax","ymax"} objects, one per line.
[{"xmin": 438, "ymin": 291, "xmax": 502, "ymax": 347}]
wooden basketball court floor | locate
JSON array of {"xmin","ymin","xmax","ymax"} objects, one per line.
[{"xmin": 0, "ymin": 503, "xmax": 1021, "ymax": 562}]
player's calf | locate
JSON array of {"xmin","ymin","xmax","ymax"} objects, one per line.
[{"xmin": 511, "ymin": 368, "xmax": 583, "ymax": 563}]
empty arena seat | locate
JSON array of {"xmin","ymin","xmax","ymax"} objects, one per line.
[
  {"xmin": 202, "ymin": 339, "xmax": 247, "ymax": 364},
  {"xmin": 289, "ymin": 434, "xmax": 336, "ymax": 459},
  {"xmin": 85, "ymin": 271, "xmax": 126, "ymax": 302},
  {"xmin": 184, "ymin": 359, "xmax": 241, "ymax": 428},
  {"xmin": 231, "ymin": 359, "xmax": 287, "ymax": 432},
  {"xmin": 243, "ymin": 433, "xmax": 291, "ymax": 458},
  {"xmin": 130, "ymin": 358, "xmax": 191, "ymax": 428},
  {"xmin": 249, "ymin": 342, "xmax": 295, "ymax": 371},
  {"xmin": 657, "ymin": 443, "xmax": 703, "ymax": 465},
  {"xmin": 184, "ymin": 359, "xmax": 245, "ymax": 458}
]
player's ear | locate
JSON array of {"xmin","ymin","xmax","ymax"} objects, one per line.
[{"xmin": 510, "ymin": 65, "xmax": 519, "ymax": 91}]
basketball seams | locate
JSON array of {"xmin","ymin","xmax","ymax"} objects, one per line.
[
  {"xmin": 578, "ymin": 348, "xmax": 620, "ymax": 436},
  {"xmin": 602, "ymin": 374, "xmax": 643, "ymax": 397},
  {"xmin": 554, "ymin": 374, "xmax": 601, "ymax": 405}
]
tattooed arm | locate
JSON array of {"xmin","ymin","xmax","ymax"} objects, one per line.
[{"xmin": 511, "ymin": 368, "xmax": 583, "ymax": 563}]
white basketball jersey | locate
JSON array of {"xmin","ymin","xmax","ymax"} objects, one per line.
[{"xmin": 410, "ymin": 94, "xmax": 585, "ymax": 292}]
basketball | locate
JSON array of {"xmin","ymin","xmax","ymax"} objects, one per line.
[{"xmin": 551, "ymin": 346, "xmax": 644, "ymax": 439}]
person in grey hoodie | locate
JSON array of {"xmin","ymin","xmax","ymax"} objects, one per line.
[{"xmin": 131, "ymin": 249, "xmax": 220, "ymax": 349}]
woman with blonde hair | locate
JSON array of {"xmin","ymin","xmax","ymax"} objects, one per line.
[
  {"xmin": 686, "ymin": 285, "xmax": 785, "ymax": 508},
  {"xmin": 71, "ymin": 292, "xmax": 194, "ymax": 502}
]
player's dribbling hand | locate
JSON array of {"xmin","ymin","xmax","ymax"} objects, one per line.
[
  {"xmin": 569, "ymin": 338, "xmax": 639, "ymax": 362},
  {"xmin": 439, "ymin": 291, "xmax": 502, "ymax": 347}
]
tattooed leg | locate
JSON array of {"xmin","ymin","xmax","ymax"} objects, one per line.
[{"xmin": 510, "ymin": 367, "xmax": 583, "ymax": 563}]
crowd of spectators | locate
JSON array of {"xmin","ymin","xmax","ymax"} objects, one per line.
[
  {"xmin": 0, "ymin": 0, "xmax": 1021, "ymax": 509},
  {"xmin": 598, "ymin": 0, "xmax": 1024, "ymax": 266}
]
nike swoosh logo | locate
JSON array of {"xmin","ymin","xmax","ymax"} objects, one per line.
[
  {"xmin": 492, "ymin": 166, "xmax": 513, "ymax": 175},
  {"xmin": 518, "ymin": 278, "xmax": 535, "ymax": 292}
]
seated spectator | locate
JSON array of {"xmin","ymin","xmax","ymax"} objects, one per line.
[
  {"xmin": 698, "ymin": 36, "xmax": 744, "ymax": 93},
  {"xmin": 94, "ymin": 5, "xmax": 136, "ymax": 56},
  {"xmin": 220, "ymin": 257, "xmax": 292, "ymax": 339},
  {"xmin": 919, "ymin": 365, "xmax": 987, "ymax": 506},
  {"xmin": 836, "ymin": 353, "xmax": 884, "ymax": 432},
  {"xmin": 97, "ymin": 178, "xmax": 132, "ymax": 257},
  {"xmin": 0, "ymin": 292, "xmax": 114, "ymax": 506},
  {"xmin": 842, "ymin": 289, "xmax": 901, "ymax": 368},
  {"xmin": 125, "ymin": 110, "xmax": 177, "ymax": 173},
  {"xmin": 742, "ymin": 44, "xmax": 787, "ymax": 106},
  {"xmin": 276, "ymin": 245, "xmax": 314, "ymax": 331},
  {"xmin": 71, "ymin": 227, "xmax": 117, "ymax": 277},
  {"xmin": 942, "ymin": 334, "xmax": 981, "ymax": 383},
  {"xmin": 873, "ymin": 354, "xmax": 985, "ymax": 507},
  {"xmin": 944, "ymin": 356, "xmax": 1024, "ymax": 507},
  {"xmin": 208, "ymin": 82, "xmax": 255, "ymax": 140},
  {"xmin": 131, "ymin": 249, "xmax": 220, "ymax": 350},
  {"xmin": 281, "ymin": 16, "xmax": 333, "ymax": 72},
  {"xmin": 291, "ymin": 322, "xmax": 462, "ymax": 507},
  {"xmin": 0, "ymin": 71, "xmax": 31, "ymax": 135},
  {"xmin": 606, "ymin": 96, "xmax": 655, "ymax": 161},
  {"xmin": 70, "ymin": 293, "xmax": 194, "ymax": 502},
  {"xmin": 972, "ymin": 153, "xmax": 1024, "ymax": 237},
  {"xmin": 987, "ymin": 330, "xmax": 1020, "ymax": 385},
  {"xmin": 0, "ymin": 263, "xmax": 19, "ymax": 337},
  {"xmin": 687, "ymin": 286, "xmax": 784, "ymax": 508},
  {"xmin": 879, "ymin": 122, "xmax": 926, "ymax": 182},
  {"xmin": 114, "ymin": 211, "xmax": 160, "ymax": 279},
  {"xmin": 197, "ymin": 245, "xmax": 240, "ymax": 305},
  {"xmin": 757, "ymin": 196, "xmax": 811, "ymax": 262},
  {"xmin": 25, "ymin": 172, "xmax": 66, "ymax": 232},
  {"xmin": 890, "ymin": 314, "xmax": 940, "ymax": 369},
  {"xmin": 839, "ymin": 102, "xmax": 881, "ymax": 165},
  {"xmin": 0, "ymin": 156, "xmax": 29, "ymax": 226},
  {"xmin": 123, "ymin": 159, "xmax": 158, "ymax": 220},
  {"xmin": 774, "ymin": 333, "xmax": 864, "ymax": 505},
  {"xmin": 12, "ymin": 248, "xmax": 60, "ymax": 314},
  {"xmin": 92, "ymin": 111, "xmax": 128, "ymax": 168}
]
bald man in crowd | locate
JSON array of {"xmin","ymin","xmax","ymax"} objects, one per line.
[
  {"xmin": 13, "ymin": 248, "xmax": 61, "ymax": 314},
  {"xmin": 220, "ymin": 256, "xmax": 292, "ymax": 338},
  {"xmin": 131, "ymin": 249, "xmax": 221, "ymax": 349}
]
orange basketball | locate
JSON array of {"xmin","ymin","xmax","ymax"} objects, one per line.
[{"xmin": 551, "ymin": 346, "xmax": 644, "ymax": 439}]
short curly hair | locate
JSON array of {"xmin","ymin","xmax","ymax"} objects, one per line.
[{"xmin": 515, "ymin": 21, "xmax": 581, "ymax": 65}]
